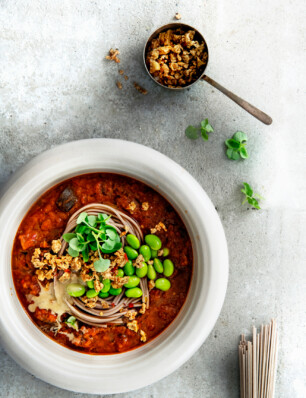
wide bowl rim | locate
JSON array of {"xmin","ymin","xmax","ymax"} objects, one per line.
[{"xmin": 0, "ymin": 138, "xmax": 228, "ymax": 394}]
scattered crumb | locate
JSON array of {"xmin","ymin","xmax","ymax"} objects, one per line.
[
  {"xmin": 127, "ymin": 201, "xmax": 136, "ymax": 212},
  {"xmin": 127, "ymin": 320, "xmax": 139, "ymax": 333},
  {"xmin": 139, "ymin": 302, "xmax": 146, "ymax": 314},
  {"xmin": 134, "ymin": 82, "xmax": 148, "ymax": 95},
  {"xmin": 158, "ymin": 249, "xmax": 164, "ymax": 256},
  {"xmin": 51, "ymin": 239, "xmax": 61, "ymax": 254},
  {"xmin": 150, "ymin": 221, "xmax": 167, "ymax": 234},
  {"xmin": 116, "ymin": 81, "xmax": 123, "ymax": 89},
  {"xmin": 124, "ymin": 75, "xmax": 129, "ymax": 80},
  {"xmin": 119, "ymin": 69, "xmax": 124, "ymax": 75},
  {"xmin": 175, "ymin": 12, "xmax": 182, "ymax": 20},
  {"xmin": 142, "ymin": 202, "xmax": 149, "ymax": 211},
  {"xmin": 140, "ymin": 329, "xmax": 147, "ymax": 342},
  {"xmin": 120, "ymin": 225, "xmax": 129, "ymax": 237},
  {"xmin": 148, "ymin": 280, "xmax": 155, "ymax": 290},
  {"xmin": 106, "ymin": 48, "xmax": 120, "ymax": 63}
]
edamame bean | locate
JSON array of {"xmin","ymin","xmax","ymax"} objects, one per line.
[
  {"xmin": 124, "ymin": 260, "xmax": 135, "ymax": 276},
  {"xmin": 86, "ymin": 280, "xmax": 94, "ymax": 289},
  {"xmin": 145, "ymin": 234, "xmax": 162, "ymax": 250},
  {"xmin": 151, "ymin": 249, "xmax": 158, "ymax": 258},
  {"xmin": 124, "ymin": 246, "xmax": 139, "ymax": 260},
  {"xmin": 155, "ymin": 278, "xmax": 171, "ymax": 291},
  {"xmin": 66, "ymin": 283, "xmax": 86, "ymax": 297},
  {"xmin": 162, "ymin": 247, "xmax": 170, "ymax": 257},
  {"xmin": 98, "ymin": 291, "xmax": 109, "ymax": 298},
  {"xmin": 126, "ymin": 234, "xmax": 140, "ymax": 250},
  {"xmin": 86, "ymin": 289, "xmax": 99, "ymax": 298},
  {"xmin": 147, "ymin": 264, "xmax": 157, "ymax": 280},
  {"xmin": 136, "ymin": 262, "xmax": 148, "ymax": 278},
  {"xmin": 153, "ymin": 258, "xmax": 164, "ymax": 273},
  {"xmin": 163, "ymin": 259, "xmax": 174, "ymax": 277},
  {"xmin": 125, "ymin": 287, "xmax": 143, "ymax": 298},
  {"xmin": 139, "ymin": 245, "xmax": 151, "ymax": 261},
  {"xmin": 117, "ymin": 269, "xmax": 125, "ymax": 277},
  {"xmin": 109, "ymin": 287, "xmax": 122, "ymax": 296},
  {"xmin": 101, "ymin": 279, "xmax": 111, "ymax": 293},
  {"xmin": 124, "ymin": 275, "xmax": 140, "ymax": 288}
]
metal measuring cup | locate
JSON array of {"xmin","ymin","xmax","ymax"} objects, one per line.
[{"xmin": 143, "ymin": 23, "xmax": 272, "ymax": 125}]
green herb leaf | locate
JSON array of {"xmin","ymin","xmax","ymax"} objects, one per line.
[
  {"xmin": 226, "ymin": 148, "xmax": 240, "ymax": 160},
  {"xmin": 94, "ymin": 258, "xmax": 111, "ymax": 272},
  {"xmin": 97, "ymin": 213, "xmax": 109, "ymax": 222},
  {"xmin": 69, "ymin": 238, "xmax": 86, "ymax": 252},
  {"xmin": 68, "ymin": 247, "xmax": 79, "ymax": 257},
  {"xmin": 82, "ymin": 246, "xmax": 89, "ymax": 263},
  {"xmin": 75, "ymin": 224, "xmax": 87, "ymax": 234},
  {"xmin": 239, "ymin": 146, "xmax": 249, "ymax": 159},
  {"xmin": 242, "ymin": 182, "xmax": 253, "ymax": 197},
  {"xmin": 106, "ymin": 228, "xmax": 117, "ymax": 240},
  {"xmin": 185, "ymin": 125, "xmax": 199, "ymax": 140},
  {"xmin": 76, "ymin": 212, "xmax": 88, "ymax": 225},
  {"xmin": 62, "ymin": 233, "xmax": 76, "ymax": 242},
  {"xmin": 87, "ymin": 215, "xmax": 97, "ymax": 227},
  {"xmin": 89, "ymin": 242, "xmax": 98, "ymax": 251},
  {"xmin": 233, "ymin": 131, "xmax": 247, "ymax": 143},
  {"xmin": 200, "ymin": 128, "xmax": 209, "ymax": 141},
  {"xmin": 241, "ymin": 182, "xmax": 262, "ymax": 210},
  {"xmin": 225, "ymin": 139, "xmax": 241, "ymax": 150},
  {"xmin": 201, "ymin": 118, "xmax": 214, "ymax": 133}
]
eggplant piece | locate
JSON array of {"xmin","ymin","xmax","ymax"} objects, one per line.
[{"xmin": 56, "ymin": 186, "xmax": 78, "ymax": 212}]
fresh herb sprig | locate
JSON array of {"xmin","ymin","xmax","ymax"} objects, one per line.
[
  {"xmin": 185, "ymin": 118, "xmax": 214, "ymax": 141},
  {"xmin": 241, "ymin": 183, "xmax": 262, "ymax": 209},
  {"xmin": 225, "ymin": 131, "xmax": 249, "ymax": 160},
  {"xmin": 63, "ymin": 212, "xmax": 122, "ymax": 272}
]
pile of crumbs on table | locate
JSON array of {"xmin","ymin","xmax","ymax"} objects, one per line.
[{"xmin": 106, "ymin": 48, "xmax": 147, "ymax": 93}]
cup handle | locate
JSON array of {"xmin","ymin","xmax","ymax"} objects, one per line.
[{"xmin": 202, "ymin": 75, "xmax": 272, "ymax": 125}]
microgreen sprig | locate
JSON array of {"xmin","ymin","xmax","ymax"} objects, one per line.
[
  {"xmin": 65, "ymin": 315, "xmax": 78, "ymax": 330},
  {"xmin": 241, "ymin": 183, "xmax": 263, "ymax": 209},
  {"xmin": 185, "ymin": 118, "xmax": 214, "ymax": 141},
  {"xmin": 225, "ymin": 131, "xmax": 249, "ymax": 160},
  {"xmin": 62, "ymin": 212, "xmax": 121, "ymax": 272}
]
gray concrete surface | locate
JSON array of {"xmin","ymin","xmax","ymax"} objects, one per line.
[{"xmin": 1, "ymin": 0, "xmax": 305, "ymax": 397}]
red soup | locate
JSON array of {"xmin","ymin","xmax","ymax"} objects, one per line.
[{"xmin": 12, "ymin": 173, "xmax": 193, "ymax": 354}]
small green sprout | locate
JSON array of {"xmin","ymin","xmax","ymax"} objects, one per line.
[
  {"xmin": 225, "ymin": 131, "xmax": 249, "ymax": 160},
  {"xmin": 185, "ymin": 118, "xmax": 214, "ymax": 141},
  {"xmin": 241, "ymin": 183, "xmax": 263, "ymax": 209}
]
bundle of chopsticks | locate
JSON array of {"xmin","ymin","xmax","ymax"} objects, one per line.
[{"xmin": 239, "ymin": 319, "xmax": 278, "ymax": 398}]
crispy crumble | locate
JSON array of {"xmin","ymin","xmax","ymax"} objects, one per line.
[
  {"xmin": 106, "ymin": 48, "xmax": 120, "ymax": 63},
  {"xmin": 150, "ymin": 221, "xmax": 167, "ymax": 233},
  {"xmin": 116, "ymin": 81, "xmax": 123, "ymax": 89},
  {"xmin": 124, "ymin": 75, "xmax": 129, "ymax": 80},
  {"xmin": 134, "ymin": 254, "xmax": 145, "ymax": 268},
  {"xmin": 148, "ymin": 279, "xmax": 155, "ymax": 290},
  {"xmin": 51, "ymin": 239, "xmax": 61, "ymax": 254},
  {"xmin": 119, "ymin": 69, "xmax": 124, "ymax": 75},
  {"xmin": 141, "ymin": 202, "xmax": 149, "ymax": 211},
  {"xmin": 140, "ymin": 330, "xmax": 147, "ymax": 342},
  {"xmin": 175, "ymin": 12, "xmax": 182, "ymax": 20},
  {"xmin": 81, "ymin": 296, "xmax": 98, "ymax": 308},
  {"xmin": 134, "ymin": 82, "xmax": 148, "ymax": 95},
  {"xmin": 145, "ymin": 28, "xmax": 208, "ymax": 88},
  {"xmin": 127, "ymin": 201, "xmax": 137, "ymax": 212},
  {"xmin": 125, "ymin": 310, "xmax": 137, "ymax": 321},
  {"xmin": 127, "ymin": 320, "xmax": 139, "ymax": 333},
  {"xmin": 139, "ymin": 302, "xmax": 146, "ymax": 314},
  {"xmin": 111, "ymin": 276, "xmax": 129, "ymax": 289},
  {"xmin": 158, "ymin": 249, "xmax": 164, "ymax": 256}
]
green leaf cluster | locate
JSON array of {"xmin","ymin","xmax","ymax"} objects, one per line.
[
  {"xmin": 225, "ymin": 131, "xmax": 249, "ymax": 160},
  {"xmin": 241, "ymin": 183, "xmax": 262, "ymax": 209},
  {"xmin": 185, "ymin": 118, "xmax": 214, "ymax": 141},
  {"xmin": 62, "ymin": 212, "xmax": 121, "ymax": 273}
]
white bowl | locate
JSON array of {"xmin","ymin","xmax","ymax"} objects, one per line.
[{"xmin": 0, "ymin": 139, "xmax": 228, "ymax": 394}]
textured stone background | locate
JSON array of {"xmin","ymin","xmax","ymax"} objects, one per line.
[{"xmin": 0, "ymin": 0, "xmax": 305, "ymax": 397}]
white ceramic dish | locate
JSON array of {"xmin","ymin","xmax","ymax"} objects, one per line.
[{"xmin": 0, "ymin": 139, "xmax": 228, "ymax": 394}]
